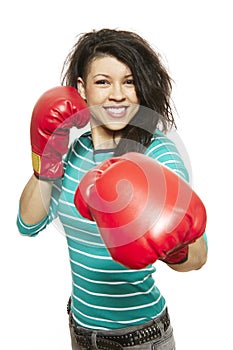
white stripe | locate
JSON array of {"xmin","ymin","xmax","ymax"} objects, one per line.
[
  {"xmin": 146, "ymin": 141, "xmax": 176, "ymax": 156},
  {"xmin": 73, "ymin": 293, "xmax": 162, "ymax": 311},
  {"xmin": 66, "ymin": 233, "xmax": 105, "ymax": 247},
  {"xmin": 51, "ymin": 196, "xmax": 58, "ymax": 206},
  {"xmin": 71, "ymin": 316, "xmax": 109, "ymax": 330},
  {"xmin": 58, "ymin": 210, "xmax": 84, "ymax": 221},
  {"xmin": 71, "ymin": 151, "xmax": 95, "ymax": 166},
  {"xmin": 68, "ymin": 245, "xmax": 111, "ymax": 259},
  {"xmin": 18, "ymin": 215, "xmax": 47, "ymax": 230},
  {"xmin": 52, "ymin": 182, "xmax": 62, "ymax": 191},
  {"xmin": 70, "ymin": 258, "xmax": 153, "ymax": 274},
  {"xmin": 49, "ymin": 211, "xmax": 56, "ymax": 221},
  {"xmin": 59, "ymin": 199, "xmax": 75, "ymax": 207},
  {"xmin": 72, "ymin": 305, "xmax": 147, "ymax": 327},
  {"xmin": 67, "ymin": 158, "xmax": 90, "ymax": 175},
  {"xmin": 76, "ymin": 137, "xmax": 93, "ymax": 154},
  {"xmin": 61, "ymin": 185, "xmax": 75, "ymax": 194},
  {"xmin": 175, "ymin": 169, "xmax": 188, "ymax": 179},
  {"xmin": 59, "ymin": 212, "xmax": 95, "ymax": 226},
  {"xmin": 72, "ymin": 280, "xmax": 156, "ymax": 298},
  {"xmin": 155, "ymin": 151, "xmax": 182, "ymax": 161},
  {"xmin": 64, "ymin": 172, "xmax": 79, "ymax": 183},
  {"xmin": 72, "ymin": 140, "xmax": 94, "ymax": 163},
  {"xmin": 64, "ymin": 223, "xmax": 98, "ymax": 234},
  {"xmin": 72, "ymin": 270, "xmax": 152, "ymax": 285},
  {"xmin": 163, "ymin": 159, "xmax": 182, "ymax": 166}
]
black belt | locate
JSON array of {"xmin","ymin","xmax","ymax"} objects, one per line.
[{"xmin": 70, "ymin": 309, "xmax": 170, "ymax": 349}]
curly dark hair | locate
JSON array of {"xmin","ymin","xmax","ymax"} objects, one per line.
[{"xmin": 61, "ymin": 28, "xmax": 176, "ymax": 155}]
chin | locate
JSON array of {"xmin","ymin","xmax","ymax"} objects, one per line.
[{"xmin": 104, "ymin": 121, "xmax": 128, "ymax": 131}]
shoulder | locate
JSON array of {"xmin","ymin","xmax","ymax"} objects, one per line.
[
  {"xmin": 147, "ymin": 130, "xmax": 177, "ymax": 153},
  {"xmin": 145, "ymin": 130, "xmax": 190, "ymax": 182}
]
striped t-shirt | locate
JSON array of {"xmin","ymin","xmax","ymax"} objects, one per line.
[{"xmin": 17, "ymin": 130, "xmax": 190, "ymax": 330}]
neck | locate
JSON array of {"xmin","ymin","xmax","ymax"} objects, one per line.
[{"xmin": 91, "ymin": 123, "xmax": 121, "ymax": 150}]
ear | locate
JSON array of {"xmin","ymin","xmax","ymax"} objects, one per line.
[{"xmin": 77, "ymin": 77, "xmax": 86, "ymax": 100}]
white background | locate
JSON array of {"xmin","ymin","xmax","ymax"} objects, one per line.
[{"xmin": 0, "ymin": 0, "xmax": 232, "ymax": 349}]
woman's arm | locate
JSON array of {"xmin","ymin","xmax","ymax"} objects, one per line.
[
  {"xmin": 167, "ymin": 235, "xmax": 208, "ymax": 272},
  {"xmin": 146, "ymin": 134, "xmax": 208, "ymax": 272},
  {"xmin": 19, "ymin": 174, "xmax": 53, "ymax": 225}
]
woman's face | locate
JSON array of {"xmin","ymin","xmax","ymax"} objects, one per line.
[{"xmin": 78, "ymin": 55, "xmax": 139, "ymax": 133}]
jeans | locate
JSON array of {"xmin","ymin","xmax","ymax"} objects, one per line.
[{"xmin": 68, "ymin": 307, "xmax": 176, "ymax": 350}]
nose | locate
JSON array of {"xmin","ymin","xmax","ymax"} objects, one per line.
[{"xmin": 109, "ymin": 83, "xmax": 126, "ymax": 101}]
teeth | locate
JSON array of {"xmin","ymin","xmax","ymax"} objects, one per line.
[{"xmin": 107, "ymin": 107, "xmax": 125, "ymax": 114}]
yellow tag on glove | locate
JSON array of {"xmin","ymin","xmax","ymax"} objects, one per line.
[{"xmin": 31, "ymin": 152, "xmax": 41, "ymax": 174}]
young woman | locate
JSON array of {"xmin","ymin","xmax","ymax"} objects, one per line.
[{"xmin": 17, "ymin": 28, "xmax": 207, "ymax": 350}]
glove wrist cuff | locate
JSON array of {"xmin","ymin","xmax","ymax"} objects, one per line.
[
  {"xmin": 163, "ymin": 246, "xmax": 189, "ymax": 265},
  {"xmin": 32, "ymin": 151, "xmax": 63, "ymax": 180}
]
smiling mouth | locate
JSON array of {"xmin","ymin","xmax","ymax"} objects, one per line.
[{"xmin": 103, "ymin": 106, "xmax": 128, "ymax": 118}]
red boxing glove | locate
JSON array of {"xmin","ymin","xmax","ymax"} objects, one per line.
[
  {"xmin": 30, "ymin": 86, "xmax": 89, "ymax": 180},
  {"xmin": 74, "ymin": 153, "xmax": 207, "ymax": 269}
]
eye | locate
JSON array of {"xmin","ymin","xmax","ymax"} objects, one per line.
[
  {"xmin": 125, "ymin": 79, "xmax": 135, "ymax": 85},
  {"xmin": 95, "ymin": 79, "xmax": 109, "ymax": 85}
]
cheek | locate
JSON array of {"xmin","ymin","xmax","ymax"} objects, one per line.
[
  {"xmin": 86, "ymin": 88, "xmax": 107, "ymax": 106},
  {"xmin": 126, "ymin": 89, "xmax": 139, "ymax": 104}
]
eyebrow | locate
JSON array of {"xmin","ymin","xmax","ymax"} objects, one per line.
[{"xmin": 93, "ymin": 73, "xmax": 133, "ymax": 78}]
